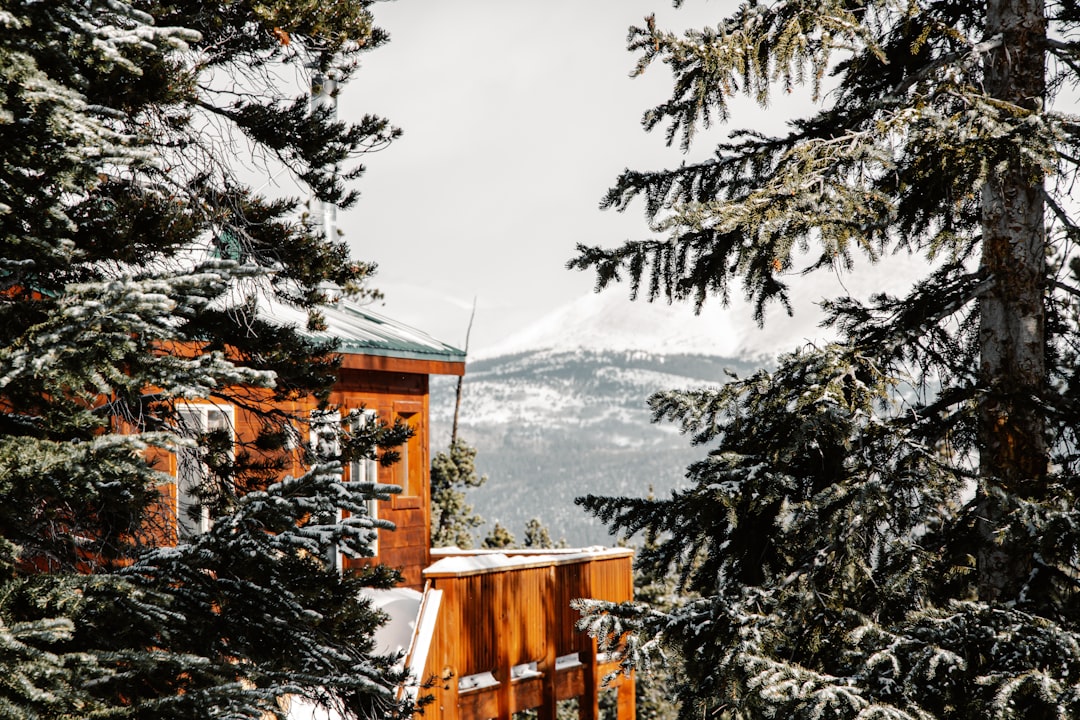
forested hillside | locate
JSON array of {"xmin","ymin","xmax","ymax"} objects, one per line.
[{"xmin": 431, "ymin": 348, "xmax": 762, "ymax": 546}]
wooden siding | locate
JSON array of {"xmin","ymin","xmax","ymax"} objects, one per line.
[
  {"xmin": 339, "ymin": 353, "xmax": 465, "ymax": 377},
  {"xmin": 150, "ymin": 365, "xmax": 438, "ymax": 590},
  {"xmin": 332, "ymin": 367, "xmax": 432, "ymax": 588},
  {"xmin": 140, "ymin": 347, "xmax": 636, "ymax": 720},
  {"xmin": 421, "ymin": 550, "xmax": 635, "ymax": 720}
]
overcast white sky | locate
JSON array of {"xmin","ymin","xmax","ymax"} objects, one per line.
[{"xmin": 336, "ymin": 0, "xmax": 803, "ymax": 353}]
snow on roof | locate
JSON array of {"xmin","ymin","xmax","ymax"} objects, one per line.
[
  {"xmin": 424, "ymin": 547, "xmax": 633, "ymax": 578},
  {"xmin": 262, "ymin": 294, "xmax": 466, "ymax": 364},
  {"xmin": 426, "ymin": 552, "xmax": 554, "ymax": 574},
  {"xmin": 174, "ymin": 237, "xmax": 464, "ymax": 364}
]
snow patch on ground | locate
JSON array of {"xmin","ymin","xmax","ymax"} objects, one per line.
[
  {"xmin": 595, "ymin": 365, "xmax": 719, "ymax": 392},
  {"xmin": 362, "ymin": 587, "xmax": 423, "ymax": 659}
]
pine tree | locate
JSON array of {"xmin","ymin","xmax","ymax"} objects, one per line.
[
  {"xmin": 523, "ymin": 518, "xmax": 556, "ymax": 549},
  {"xmin": 430, "ymin": 305, "xmax": 486, "ymax": 549},
  {"xmin": 0, "ymin": 1, "xmax": 405, "ymax": 718},
  {"xmin": 482, "ymin": 522, "xmax": 517, "ymax": 550},
  {"xmin": 429, "ymin": 437, "xmax": 562, "ymax": 551},
  {"xmin": 523, "ymin": 517, "xmax": 567, "ymax": 549},
  {"xmin": 430, "ymin": 440, "xmax": 488, "ymax": 549},
  {"xmin": 571, "ymin": 0, "xmax": 1080, "ymax": 718},
  {"xmin": 628, "ymin": 491, "xmax": 685, "ymax": 720}
]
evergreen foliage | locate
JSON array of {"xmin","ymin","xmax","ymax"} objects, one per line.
[
  {"xmin": 482, "ymin": 522, "xmax": 517, "ymax": 550},
  {"xmin": 430, "ymin": 439, "xmax": 564, "ymax": 550},
  {"xmin": 626, "ymin": 493, "xmax": 686, "ymax": 720},
  {"xmin": 572, "ymin": 0, "xmax": 1080, "ymax": 718},
  {"xmin": 0, "ymin": 1, "xmax": 406, "ymax": 717},
  {"xmin": 628, "ymin": 563, "xmax": 682, "ymax": 720},
  {"xmin": 430, "ymin": 439, "xmax": 487, "ymax": 549},
  {"xmin": 523, "ymin": 518, "xmax": 557, "ymax": 549}
]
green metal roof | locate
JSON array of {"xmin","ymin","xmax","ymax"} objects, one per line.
[{"xmin": 267, "ymin": 296, "xmax": 466, "ymax": 365}]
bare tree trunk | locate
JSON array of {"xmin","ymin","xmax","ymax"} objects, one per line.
[
  {"xmin": 977, "ymin": 0, "xmax": 1047, "ymax": 602},
  {"xmin": 451, "ymin": 299, "xmax": 476, "ymax": 447}
]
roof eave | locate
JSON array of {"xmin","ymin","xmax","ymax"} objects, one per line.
[{"xmin": 339, "ymin": 351, "xmax": 466, "ymax": 376}]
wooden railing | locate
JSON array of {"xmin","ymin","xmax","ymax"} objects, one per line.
[{"xmin": 419, "ymin": 548, "xmax": 635, "ymax": 720}]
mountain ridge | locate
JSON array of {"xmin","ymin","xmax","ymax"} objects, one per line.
[
  {"xmin": 472, "ymin": 290, "xmax": 796, "ymax": 362},
  {"xmin": 435, "ymin": 257, "xmax": 935, "ymax": 546},
  {"xmin": 472, "ymin": 252, "xmax": 937, "ymax": 361},
  {"xmin": 430, "ymin": 347, "xmax": 761, "ymax": 547}
]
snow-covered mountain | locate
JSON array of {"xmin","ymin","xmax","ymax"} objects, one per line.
[
  {"xmin": 474, "ymin": 251, "xmax": 935, "ymax": 362},
  {"xmin": 474, "ymin": 288, "xmax": 810, "ymax": 362},
  {"xmin": 431, "ymin": 292, "xmax": 779, "ymax": 548},
  {"xmin": 430, "ymin": 252, "xmax": 934, "ymax": 546}
]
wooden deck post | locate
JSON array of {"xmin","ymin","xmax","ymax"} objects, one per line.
[
  {"xmin": 579, "ymin": 637, "xmax": 600, "ymax": 720},
  {"xmin": 538, "ymin": 565, "xmax": 558, "ymax": 720},
  {"xmin": 494, "ymin": 573, "xmax": 514, "ymax": 720},
  {"xmin": 441, "ymin": 665, "xmax": 460, "ymax": 720},
  {"xmin": 616, "ymin": 672, "xmax": 635, "ymax": 720},
  {"xmin": 579, "ymin": 557, "xmax": 599, "ymax": 720}
]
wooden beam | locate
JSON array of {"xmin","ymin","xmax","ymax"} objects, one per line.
[
  {"xmin": 616, "ymin": 672, "xmax": 636, "ymax": 720},
  {"xmin": 456, "ymin": 688, "xmax": 496, "ymax": 719},
  {"xmin": 555, "ymin": 665, "xmax": 585, "ymax": 699},
  {"xmin": 338, "ymin": 353, "xmax": 465, "ymax": 376},
  {"xmin": 579, "ymin": 558, "xmax": 599, "ymax": 720},
  {"xmin": 538, "ymin": 565, "xmax": 558, "ymax": 720},
  {"xmin": 442, "ymin": 666, "xmax": 461, "ymax": 720},
  {"xmin": 494, "ymin": 574, "xmax": 514, "ymax": 720},
  {"xmin": 579, "ymin": 637, "xmax": 600, "ymax": 720}
]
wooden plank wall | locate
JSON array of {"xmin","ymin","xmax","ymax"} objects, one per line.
[
  {"xmin": 422, "ymin": 552, "xmax": 635, "ymax": 720},
  {"xmin": 148, "ymin": 366, "xmax": 434, "ymax": 589},
  {"xmin": 330, "ymin": 367, "xmax": 431, "ymax": 589}
]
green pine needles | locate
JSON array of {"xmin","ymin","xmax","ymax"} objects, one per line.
[
  {"xmin": 430, "ymin": 440, "xmax": 488, "ymax": 549},
  {"xmin": 572, "ymin": 0, "xmax": 1080, "ymax": 718},
  {"xmin": 0, "ymin": 1, "xmax": 406, "ymax": 718}
]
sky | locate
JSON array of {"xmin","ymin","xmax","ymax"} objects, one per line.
[{"xmin": 335, "ymin": 0, "xmax": 801, "ymax": 354}]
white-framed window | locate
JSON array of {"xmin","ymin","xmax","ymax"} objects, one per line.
[
  {"xmin": 309, "ymin": 409, "xmax": 382, "ymax": 569},
  {"xmin": 175, "ymin": 403, "xmax": 235, "ymax": 540},
  {"xmin": 309, "ymin": 409, "xmax": 342, "ymax": 461},
  {"xmin": 309, "ymin": 409, "xmax": 344, "ymax": 572},
  {"xmin": 394, "ymin": 406, "xmax": 420, "ymax": 498},
  {"xmin": 346, "ymin": 409, "xmax": 380, "ymax": 557}
]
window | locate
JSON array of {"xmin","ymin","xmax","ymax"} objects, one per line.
[
  {"xmin": 309, "ymin": 410, "xmax": 344, "ymax": 571},
  {"xmin": 175, "ymin": 403, "xmax": 234, "ymax": 540},
  {"xmin": 347, "ymin": 409, "xmax": 380, "ymax": 556},
  {"xmin": 394, "ymin": 400, "xmax": 422, "ymax": 504},
  {"xmin": 309, "ymin": 409, "xmax": 382, "ymax": 567}
]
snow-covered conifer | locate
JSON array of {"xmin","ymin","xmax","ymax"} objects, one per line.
[
  {"xmin": 573, "ymin": 1, "xmax": 1080, "ymax": 718},
  {"xmin": 430, "ymin": 440, "xmax": 488, "ymax": 549},
  {"xmin": 0, "ymin": 1, "xmax": 405, "ymax": 717}
]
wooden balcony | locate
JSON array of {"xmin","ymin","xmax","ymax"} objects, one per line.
[{"xmin": 415, "ymin": 547, "xmax": 635, "ymax": 720}]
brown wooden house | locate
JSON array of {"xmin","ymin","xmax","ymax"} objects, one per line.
[{"xmin": 164, "ymin": 299, "xmax": 636, "ymax": 720}]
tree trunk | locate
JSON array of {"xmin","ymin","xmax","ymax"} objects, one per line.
[
  {"xmin": 977, "ymin": 0, "xmax": 1047, "ymax": 602},
  {"xmin": 451, "ymin": 300, "xmax": 476, "ymax": 446}
]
